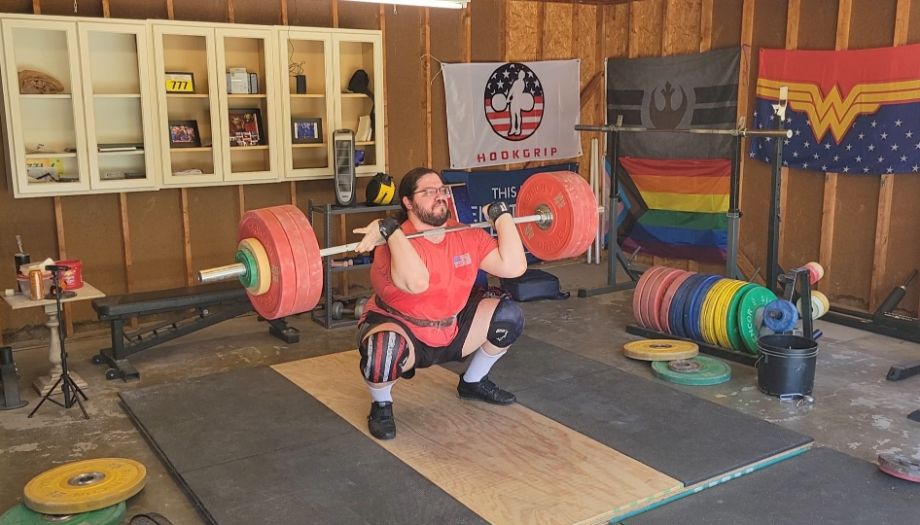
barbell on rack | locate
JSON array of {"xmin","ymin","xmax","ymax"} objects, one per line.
[{"xmin": 198, "ymin": 171, "xmax": 602, "ymax": 320}]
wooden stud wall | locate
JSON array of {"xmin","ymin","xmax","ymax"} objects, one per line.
[{"xmin": 3, "ymin": 0, "xmax": 920, "ymax": 341}]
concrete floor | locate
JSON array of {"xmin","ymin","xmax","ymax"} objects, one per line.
[{"xmin": 1, "ymin": 260, "xmax": 918, "ymax": 523}]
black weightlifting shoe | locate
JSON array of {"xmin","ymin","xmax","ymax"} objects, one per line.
[
  {"xmin": 367, "ymin": 401, "xmax": 396, "ymax": 440},
  {"xmin": 457, "ymin": 375, "xmax": 516, "ymax": 405}
]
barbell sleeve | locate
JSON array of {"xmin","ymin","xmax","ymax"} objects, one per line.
[{"xmin": 198, "ymin": 206, "xmax": 602, "ymax": 284}]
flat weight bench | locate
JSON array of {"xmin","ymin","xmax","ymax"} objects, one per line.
[{"xmin": 91, "ymin": 282, "xmax": 299, "ymax": 381}]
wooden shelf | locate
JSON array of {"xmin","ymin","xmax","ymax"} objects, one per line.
[
  {"xmin": 26, "ymin": 152, "xmax": 77, "ymax": 159},
  {"xmin": 93, "ymin": 93, "xmax": 141, "ymax": 98},
  {"xmin": 166, "ymin": 93, "xmax": 209, "ymax": 98},
  {"xmin": 169, "ymin": 146, "xmax": 213, "ymax": 153},
  {"xmin": 228, "ymin": 93, "xmax": 267, "ymax": 99},
  {"xmin": 355, "ymin": 141, "xmax": 375, "ymax": 146},
  {"xmin": 229, "ymin": 145, "xmax": 270, "ymax": 150},
  {"xmin": 292, "ymin": 143, "xmax": 326, "ymax": 149},
  {"xmin": 290, "ymin": 94, "xmax": 325, "ymax": 98},
  {"xmin": 19, "ymin": 93, "xmax": 72, "ymax": 99},
  {"xmin": 98, "ymin": 149, "xmax": 145, "ymax": 156}
]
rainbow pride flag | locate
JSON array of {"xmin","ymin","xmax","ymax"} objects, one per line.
[{"xmin": 619, "ymin": 156, "xmax": 729, "ymax": 263}]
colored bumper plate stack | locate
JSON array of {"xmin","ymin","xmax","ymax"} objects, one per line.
[
  {"xmin": 651, "ymin": 355, "xmax": 732, "ymax": 386},
  {"xmin": 0, "ymin": 502, "xmax": 125, "ymax": 525},
  {"xmin": 623, "ymin": 339, "xmax": 699, "ymax": 361},
  {"xmin": 23, "ymin": 458, "xmax": 146, "ymax": 515},
  {"xmin": 878, "ymin": 453, "xmax": 920, "ymax": 483}
]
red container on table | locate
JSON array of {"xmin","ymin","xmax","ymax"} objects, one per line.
[{"xmin": 55, "ymin": 259, "xmax": 83, "ymax": 290}]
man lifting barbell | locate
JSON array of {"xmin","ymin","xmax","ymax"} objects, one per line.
[
  {"xmin": 351, "ymin": 167, "xmax": 528, "ymax": 440},
  {"xmin": 197, "ymin": 168, "xmax": 601, "ymax": 439}
]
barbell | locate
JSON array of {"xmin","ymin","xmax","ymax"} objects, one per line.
[{"xmin": 198, "ymin": 170, "xmax": 601, "ymax": 319}]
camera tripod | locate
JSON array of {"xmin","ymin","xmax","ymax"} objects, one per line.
[{"xmin": 28, "ymin": 265, "xmax": 88, "ymax": 419}]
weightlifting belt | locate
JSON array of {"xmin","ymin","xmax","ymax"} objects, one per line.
[{"xmin": 374, "ymin": 296, "xmax": 456, "ymax": 328}]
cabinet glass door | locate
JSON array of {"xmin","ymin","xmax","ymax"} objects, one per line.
[
  {"xmin": 1, "ymin": 19, "xmax": 89, "ymax": 196},
  {"xmin": 332, "ymin": 33, "xmax": 384, "ymax": 176},
  {"xmin": 216, "ymin": 27, "xmax": 280, "ymax": 183},
  {"xmin": 79, "ymin": 22, "xmax": 156, "ymax": 191},
  {"xmin": 153, "ymin": 25, "xmax": 222, "ymax": 186},
  {"xmin": 281, "ymin": 30, "xmax": 334, "ymax": 179}
]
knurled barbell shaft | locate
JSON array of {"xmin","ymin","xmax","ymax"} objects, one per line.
[
  {"xmin": 198, "ymin": 208, "xmax": 604, "ymax": 284},
  {"xmin": 575, "ymin": 123, "xmax": 792, "ymax": 139}
]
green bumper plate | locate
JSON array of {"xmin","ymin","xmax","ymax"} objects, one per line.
[
  {"xmin": 1, "ymin": 502, "xmax": 125, "ymax": 525},
  {"xmin": 737, "ymin": 286, "xmax": 777, "ymax": 354},
  {"xmin": 651, "ymin": 355, "xmax": 732, "ymax": 386}
]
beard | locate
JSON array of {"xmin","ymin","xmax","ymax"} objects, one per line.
[{"xmin": 415, "ymin": 201, "xmax": 450, "ymax": 227}]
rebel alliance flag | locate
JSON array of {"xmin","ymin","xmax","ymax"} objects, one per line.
[{"xmin": 443, "ymin": 60, "xmax": 581, "ymax": 169}]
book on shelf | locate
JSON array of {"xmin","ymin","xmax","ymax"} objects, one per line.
[
  {"xmin": 98, "ymin": 142, "xmax": 143, "ymax": 152},
  {"xmin": 355, "ymin": 115, "xmax": 372, "ymax": 142}
]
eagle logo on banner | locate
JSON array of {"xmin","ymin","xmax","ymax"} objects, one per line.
[{"xmin": 484, "ymin": 62, "xmax": 544, "ymax": 141}]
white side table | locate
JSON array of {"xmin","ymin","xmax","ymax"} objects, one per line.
[{"xmin": 2, "ymin": 282, "xmax": 105, "ymax": 395}]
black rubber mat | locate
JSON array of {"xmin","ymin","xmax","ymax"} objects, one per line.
[
  {"xmin": 458, "ymin": 335, "xmax": 813, "ymax": 485},
  {"xmin": 120, "ymin": 367, "xmax": 485, "ymax": 525},
  {"xmin": 622, "ymin": 447, "xmax": 920, "ymax": 524}
]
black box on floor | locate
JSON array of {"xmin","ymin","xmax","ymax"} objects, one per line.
[{"xmin": 500, "ymin": 269, "xmax": 569, "ymax": 302}]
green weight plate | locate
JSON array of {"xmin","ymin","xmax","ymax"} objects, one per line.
[
  {"xmin": 737, "ymin": 286, "xmax": 777, "ymax": 354},
  {"xmin": 235, "ymin": 247, "xmax": 258, "ymax": 290},
  {"xmin": 651, "ymin": 355, "xmax": 731, "ymax": 386},
  {"xmin": 725, "ymin": 282, "xmax": 756, "ymax": 351},
  {"xmin": 0, "ymin": 502, "xmax": 125, "ymax": 525}
]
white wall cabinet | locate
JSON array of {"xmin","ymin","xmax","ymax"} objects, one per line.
[
  {"xmin": 0, "ymin": 14, "xmax": 385, "ymax": 197},
  {"xmin": 280, "ymin": 29, "xmax": 385, "ymax": 180},
  {"xmin": 1, "ymin": 16, "xmax": 157, "ymax": 197}
]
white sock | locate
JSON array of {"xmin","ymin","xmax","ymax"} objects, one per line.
[
  {"xmin": 367, "ymin": 383, "xmax": 393, "ymax": 404},
  {"xmin": 463, "ymin": 348, "xmax": 506, "ymax": 383}
]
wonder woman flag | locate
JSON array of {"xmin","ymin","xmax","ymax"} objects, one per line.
[{"xmin": 749, "ymin": 44, "xmax": 920, "ymax": 174}]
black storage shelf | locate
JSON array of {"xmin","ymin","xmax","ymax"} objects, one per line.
[{"xmin": 309, "ymin": 201, "xmax": 400, "ymax": 328}]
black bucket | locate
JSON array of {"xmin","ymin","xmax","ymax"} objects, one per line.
[{"xmin": 756, "ymin": 334, "xmax": 818, "ymax": 397}]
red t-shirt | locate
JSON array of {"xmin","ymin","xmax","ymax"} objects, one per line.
[{"xmin": 363, "ymin": 218, "xmax": 498, "ymax": 347}]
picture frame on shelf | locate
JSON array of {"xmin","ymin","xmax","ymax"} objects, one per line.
[
  {"xmin": 168, "ymin": 120, "xmax": 201, "ymax": 148},
  {"xmin": 292, "ymin": 118, "xmax": 323, "ymax": 144},
  {"xmin": 228, "ymin": 108, "xmax": 265, "ymax": 147},
  {"xmin": 164, "ymin": 72, "xmax": 195, "ymax": 93}
]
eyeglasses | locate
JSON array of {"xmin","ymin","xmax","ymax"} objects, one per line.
[{"xmin": 413, "ymin": 186, "xmax": 451, "ymax": 198}]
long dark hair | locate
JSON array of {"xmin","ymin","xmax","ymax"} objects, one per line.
[{"xmin": 394, "ymin": 167, "xmax": 441, "ymax": 222}]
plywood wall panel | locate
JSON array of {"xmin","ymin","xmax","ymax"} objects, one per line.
[
  {"xmin": 825, "ymin": 175, "xmax": 879, "ymax": 309},
  {"xmin": 383, "ymin": 6, "xmax": 426, "ymax": 179},
  {"xmin": 38, "ymin": 0, "xmax": 102, "ymax": 16},
  {"xmin": 879, "ymin": 174, "xmax": 920, "ymax": 315},
  {"xmin": 710, "ymin": 0, "xmax": 742, "ymax": 48},
  {"xmin": 188, "ymin": 186, "xmax": 238, "ymax": 281},
  {"xmin": 172, "ymin": 0, "xmax": 226, "ymax": 22},
  {"xmin": 471, "ymin": 0, "xmax": 503, "ymax": 62},
  {"xmin": 603, "ymin": 2, "xmax": 630, "ymax": 58},
  {"xmin": 0, "ymin": 188, "xmax": 57, "ymax": 333},
  {"xmin": 60, "ymin": 194, "xmax": 126, "ymax": 323},
  {"xmin": 0, "ymin": 1, "xmax": 33, "ymax": 14},
  {"xmin": 233, "ymin": 1, "xmax": 281, "ymax": 26},
  {"xmin": 243, "ymin": 182, "xmax": 292, "ymax": 211},
  {"xmin": 797, "ymin": 0, "xmax": 838, "ymax": 49},
  {"xmin": 630, "ymin": 0, "xmax": 664, "ymax": 57},
  {"xmin": 506, "ymin": 1, "xmax": 540, "ymax": 61},
  {"xmin": 109, "ymin": 1, "xmax": 168, "ymax": 20},
  {"xmin": 337, "ymin": 0, "xmax": 378, "ymax": 30},
  {"xmin": 848, "ymin": 0, "xmax": 896, "ymax": 48},
  {"xmin": 126, "ymin": 190, "xmax": 185, "ymax": 293},
  {"xmin": 543, "ymin": 3, "xmax": 574, "ymax": 59},
  {"xmin": 286, "ymin": 0, "xmax": 333, "ymax": 27},
  {"xmin": 663, "ymin": 0, "xmax": 702, "ymax": 55},
  {"xmin": 779, "ymin": 169, "xmax": 824, "ymax": 268},
  {"xmin": 908, "ymin": 0, "xmax": 920, "ymax": 43},
  {"xmin": 430, "ymin": 8, "xmax": 463, "ymax": 170}
]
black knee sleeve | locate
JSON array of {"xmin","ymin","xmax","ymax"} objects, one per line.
[
  {"xmin": 359, "ymin": 330, "xmax": 409, "ymax": 383},
  {"xmin": 487, "ymin": 297, "xmax": 524, "ymax": 347}
]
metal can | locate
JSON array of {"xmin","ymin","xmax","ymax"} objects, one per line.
[{"xmin": 28, "ymin": 269, "xmax": 43, "ymax": 300}]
